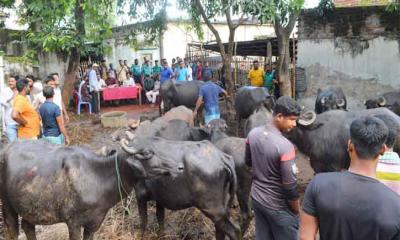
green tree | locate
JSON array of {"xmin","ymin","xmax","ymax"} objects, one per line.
[
  {"xmin": 122, "ymin": 0, "xmax": 249, "ymax": 117},
  {"xmin": 245, "ymin": 0, "xmax": 304, "ymax": 97},
  {"xmin": 4, "ymin": 0, "xmax": 114, "ymax": 104}
]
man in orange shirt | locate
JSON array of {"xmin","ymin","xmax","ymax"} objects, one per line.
[
  {"xmin": 248, "ymin": 60, "xmax": 265, "ymax": 87},
  {"xmin": 12, "ymin": 78, "xmax": 41, "ymax": 140}
]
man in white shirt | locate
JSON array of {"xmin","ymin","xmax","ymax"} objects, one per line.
[
  {"xmin": 0, "ymin": 75, "xmax": 19, "ymax": 141},
  {"xmin": 88, "ymin": 63, "xmax": 100, "ymax": 114},
  {"xmin": 50, "ymin": 73, "xmax": 70, "ymax": 123},
  {"xmin": 186, "ymin": 60, "xmax": 193, "ymax": 81}
]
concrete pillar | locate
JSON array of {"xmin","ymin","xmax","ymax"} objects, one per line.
[{"xmin": 0, "ymin": 51, "xmax": 5, "ymax": 134}]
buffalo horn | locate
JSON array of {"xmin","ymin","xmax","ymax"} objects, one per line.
[
  {"xmin": 125, "ymin": 131, "xmax": 136, "ymax": 141},
  {"xmin": 321, "ymin": 97, "xmax": 327, "ymax": 104},
  {"xmin": 298, "ymin": 110, "xmax": 317, "ymax": 126},
  {"xmin": 95, "ymin": 146, "xmax": 108, "ymax": 156},
  {"xmin": 120, "ymin": 138, "xmax": 138, "ymax": 154},
  {"xmin": 337, "ymin": 99, "xmax": 345, "ymax": 107},
  {"xmin": 378, "ymin": 97, "xmax": 387, "ymax": 106}
]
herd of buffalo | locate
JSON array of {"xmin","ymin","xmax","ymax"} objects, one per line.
[{"xmin": 1, "ymin": 80, "xmax": 400, "ymax": 240}]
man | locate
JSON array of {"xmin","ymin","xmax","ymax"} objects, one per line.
[
  {"xmin": 39, "ymin": 86, "xmax": 70, "ymax": 145},
  {"xmin": 375, "ymin": 114, "xmax": 400, "ymax": 195},
  {"xmin": 193, "ymin": 72, "xmax": 228, "ymax": 124},
  {"xmin": 12, "ymin": 78, "xmax": 41, "ymax": 140},
  {"xmin": 99, "ymin": 59, "xmax": 108, "ymax": 81},
  {"xmin": 248, "ymin": 60, "xmax": 265, "ymax": 87},
  {"xmin": 160, "ymin": 60, "xmax": 174, "ymax": 85},
  {"xmin": 186, "ymin": 60, "xmax": 193, "ymax": 81},
  {"xmin": 131, "ymin": 59, "xmax": 142, "ymax": 85},
  {"xmin": 272, "ymin": 63, "xmax": 280, "ymax": 99},
  {"xmin": 196, "ymin": 61, "xmax": 203, "ymax": 80},
  {"xmin": 0, "ymin": 75, "xmax": 19, "ymax": 141},
  {"xmin": 146, "ymin": 79, "xmax": 160, "ymax": 106},
  {"xmin": 300, "ymin": 116, "xmax": 400, "ymax": 240},
  {"xmin": 202, "ymin": 62, "xmax": 213, "ymax": 81},
  {"xmin": 175, "ymin": 60, "xmax": 188, "ymax": 82},
  {"xmin": 246, "ymin": 96, "xmax": 301, "ymax": 240},
  {"xmin": 117, "ymin": 59, "xmax": 128, "ymax": 84},
  {"xmin": 141, "ymin": 60, "xmax": 153, "ymax": 83},
  {"xmin": 88, "ymin": 63, "xmax": 100, "ymax": 114},
  {"xmin": 50, "ymin": 73, "xmax": 70, "ymax": 123},
  {"xmin": 153, "ymin": 60, "xmax": 162, "ymax": 81},
  {"xmin": 264, "ymin": 64, "xmax": 275, "ymax": 93}
]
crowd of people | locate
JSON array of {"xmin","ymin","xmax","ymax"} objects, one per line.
[
  {"xmin": 246, "ymin": 96, "xmax": 400, "ymax": 240},
  {"xmin": 78, "ymin": 57, "xmax": 219, "ymax": 111},
  {"xmin": 1, "ymin": 74, "xmax": 70, "ymax": 145},
  {"xmin": 248, "ymin": 60, "xmax": 280, "ymax": 98}
]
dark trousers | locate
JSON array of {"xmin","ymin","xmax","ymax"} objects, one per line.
[
  {"xmin": 252, "ymin": 199, "xmax": 299, "ymax": 240},
  {"xmin": 90, "ymin": 91, "xmax": 99, "ymax": 114}
]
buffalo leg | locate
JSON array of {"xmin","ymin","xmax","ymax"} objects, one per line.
[
  {"xmin": 215, "ymin": 217, "xmax": 241, "ymax": 240},
  {"xmin": 215, "ymin": 226, "xmax": 225, "ymax": 240},
  {"xmin": 66, "ymin": 222, "xmax": 81, "ymax": 240},
  {"xmin": 137, "ymin": 198, "xmax": 148, "ymax": 239},
  {"xmin": 237, "ymin": 190, "xmax": 252, "ymax": 236},
  {"xmin": 155, "ymin": 203, "xmax": 165, "ymax": 234},
  {"xmin": 1, "ymin": 201, "xmax": 19, "ymax": 240},
  {"xmin": 21, "ymin": 219, "xmax": 36, "ymax": 240},
  {"xmin": 83, "ymin": 217, "xmax": 105, "ymax": 240}
]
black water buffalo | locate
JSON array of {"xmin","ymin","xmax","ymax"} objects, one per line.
[
  {"xmin": 0, "ymin": 140, "xmax": 174, "ymax": 240},
  {"xmin": 123, "ymin": 136, "xmax": 240, "ymax": 240},
  {"xmin": 234, "ymin": 86, "xmax": 274, "ymax": 120},
  {"xmin": 203, "ymin": 119, "xmax": 252, "ymax": 236},
  {"xmin": 315, "ymin": 87, "xmax": 347, "ymax": 114},
  {"xmin": 244, "ymin": 106, "xmax": 273, "ymax": 137},
  {"xmin": 160, "ymin": 80, "xmax": 204, "ymax": 113},
  {"xmin": 365, "ymin": 91, "xmax": 400, "ymax": 116},
  {"xmin": 288, "ymin": 108, "xmax": 400, "ymax": 172}
]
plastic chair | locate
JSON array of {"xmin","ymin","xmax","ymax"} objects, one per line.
[{"xmin": 77, "ymin": 81, "xmax": 92, "ymax": 115}]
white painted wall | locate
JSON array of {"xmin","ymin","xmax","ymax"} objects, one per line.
[
  {"xmin": 162, "ymin": 22, "xmax": 275, "ymax": 61},
  {"xmin": 297, "ymin": 37, "xmax": 400, "ymax": 87}
]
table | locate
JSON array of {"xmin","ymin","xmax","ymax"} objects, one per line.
[{"xmin": 102, "ymin": 86, "xmax": 141, "ymax": 105}]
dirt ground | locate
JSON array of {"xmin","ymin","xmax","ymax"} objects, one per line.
[{"xmin": 15, "ymin": 104, "xmax": 314, "ymax": 240}]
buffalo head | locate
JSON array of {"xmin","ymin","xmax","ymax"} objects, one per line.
[
  {"xmin": 119, "ymin": 138, "xmax": 175, "ymax": 178},
  {"xmin": 365, "ymin": 97, "xmax": 387, "ymax": 109}
]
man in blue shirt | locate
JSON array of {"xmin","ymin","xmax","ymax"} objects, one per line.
[
  {"xmin": 202, "ymin": 62, "xmax": 213, "ymax": 81},
  {"xmin": 175, "ymin": 60, "xmax": 188, "ymax": 82},
  {"xmin": 194, "ymin": 72, "xmax": 228, "ymax": 124},
  {"xmin": 160, "ymin": 60, "xmax": 173, "ymax": 85},
  {"xmin": 39, "ymin": 86, "xmax": 70, "ymax": 145}
]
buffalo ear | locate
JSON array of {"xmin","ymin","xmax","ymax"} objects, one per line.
[{"xmin": 126, "ymin": 157, "xmax": 147, "ymax": 178}]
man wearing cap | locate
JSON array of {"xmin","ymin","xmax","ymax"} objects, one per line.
[{"xmin": 89, "ymin": 63, "xmax": 100, "ymax": 114}]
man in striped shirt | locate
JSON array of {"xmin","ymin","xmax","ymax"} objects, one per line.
[{"xmin": 376, "ymin": 114, "xmax": 400, "ymax": 195}]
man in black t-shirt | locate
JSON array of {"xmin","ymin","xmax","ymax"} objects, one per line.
[{"xmin": 300, "ymin": 116, "xmax": 400, "ymax": 240}]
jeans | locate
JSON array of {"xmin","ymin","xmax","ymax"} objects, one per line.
[
  {"xmin": 252, "ymin": 199, "xmax": 299, "ymax": 240},
  {"xmin": 5, "ymin": 124, "xmax": 18, "ymax": 142}
]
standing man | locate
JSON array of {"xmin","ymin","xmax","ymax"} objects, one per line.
[
  {"xmin": 141, "ymin": 60, "xmax": 153, "ymax": 83},
  {"xmin": 175, "ymin": 60, "xmax": 188, "ymax": 82},
  {"xmin": 99, "ymin": 59, "xmax": 108, "ymax": 81},
  {"xmin": 248, "ymin": 60, "xmax": 265, "ymax": 87},
  {"xmin": 117, "ymin": 59, "xmax": 128, "ymax": 84},
  {"xmin": 246, "ymin": 96, "xmax": 301, "ymax": 240},
  {"xmin": 264, "ymin": 64, "xmax": 275, "ymax": 93},
  {"xmin": 153, "ymin": 60, "xmax": 162, "ymax": 81},
  {"xmin": 131, "ymin": 59, "xmax": 142, "ymax": 85},
  {"xmin": 300, "ymin": 116, "xmax": 400, "ymax": 240},
  {"xmin": 193, "ymin": 72, "xmax": 228, "ymax": 124},
  {"xmin": 160, "ymin": 60, "xmax": 174, "ymax": 85},
  {"xmin": 88, "ymin": 63, "xmax": 100, "ymax": 114},
  {"xmin": 12, "ymin": 78, "xmax": 41, "ymax": 140},
  {"xmin": 39, "ymin": 86, "xmax": 70, "ymax": 145},
  {"xmin": 50, "ymin": 73, "xmax": 69, "ymax": 123},
  {"xmin": 0, "ymin": 75, "xmax": 19, "ymax": 141},
  {"xmin": 196, "ymin": 61, "xmax": 203, "ymax": 80},
  {"xmin": 186, "ymin": 60, "xmax": 193, "ymax": 81},
  {"xmin": 202, "ymin": 62, "xmax": 213, "ymax": 81},
  {"xmin": 375, "ymin": 114, "xmax": 400, "ymax": 195}
]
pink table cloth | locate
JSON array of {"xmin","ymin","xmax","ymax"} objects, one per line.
[{"xmin": 102, "ymin": 86, "xmax": 139, "ymax": 101}]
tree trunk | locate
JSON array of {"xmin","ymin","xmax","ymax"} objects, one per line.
[
  {"xmin": 276, "ymin": 29, "xmax": 292, "ymax": 97},
  {"xmin": 62, "ymin": 0, "xmax": 85, "ymax": 106}
]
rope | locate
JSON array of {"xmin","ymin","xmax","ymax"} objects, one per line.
[{"xmin": 114, "ymin": 153, "xmax": 132, "ymax": 215}]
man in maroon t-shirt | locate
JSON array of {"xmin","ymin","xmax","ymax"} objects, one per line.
[{"xmin": 246, "ymin": 96, "xmax": 301, "ymax": 240}]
